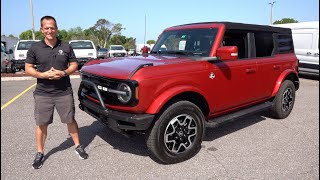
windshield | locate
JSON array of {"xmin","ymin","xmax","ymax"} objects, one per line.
[
  {"xmin": 98, "ymin": 48, "xmax": 108, "ymax": 52},
  {"xmin": 110, "ymin": 46, "xmax": 124, "ymax": 50},
  {"xmin": 17, "ymin": 41, "xmax": 38, "ymax": 50},
  {"xmin": 70, "ymin": 41, "xmax": 94, "ymax": 49},
  {"xmin": 151, "ymin": 28, "xmax": 218, "ymax": 57},
  {"xmin": 1, "ymin": 45, "xmax": 5, "ymax": 52}
]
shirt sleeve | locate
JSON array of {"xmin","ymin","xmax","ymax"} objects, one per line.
[
  {"xmin": 68, "ymin": 45, "xmax": 77, "ymax": 63},
  {"xmin": 25, "ymin": 46, "xmax": 36, "ymax": 64}
]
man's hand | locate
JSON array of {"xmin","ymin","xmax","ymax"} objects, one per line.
[{"xmin": 44, "ymin": 67, "xmax": 65, "ymax": 80}]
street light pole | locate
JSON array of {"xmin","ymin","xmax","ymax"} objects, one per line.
[
  {"xmin": 269, "ymin": 1, "xmax": 276, "ymax": 25},
  {"xmin": 30, "ymin": 0, "xmax": 35, "ymax": 40},
  {"xmin": 144, "ymin": 14, "xmax": 146, "ymax": 45}
]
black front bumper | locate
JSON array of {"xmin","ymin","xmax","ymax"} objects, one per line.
[{"xmin": 78, "ymin": 80, "xmax": 155, "ymax": 133}]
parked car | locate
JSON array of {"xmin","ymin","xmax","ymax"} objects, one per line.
[
  {"xmin": 1, "ymin": 43, "xmax": 15, "ymax": 73},
  {"xmin": 97, "ymin": 48, "xmax": 109, "ymax": 59},
  {"xmin": 107, "ymin": 45, "xmax": 127, "ymax": 57},
  {"xmin": 128, "ymin": 49, "xmax": 136, "ymax": 56},
  {"xmin": 69, "ymin": 40, "xmax": 97, "ymax": 69},
  {"xmin": 274, "ymin": 21, "xmax": 319, "ymax": 76},
  {"xmin": 78, "ymin": 22, "xmax": 299, "ymax": 164},
  {"xmin": 12, "ymin": 40, "xmax": 40, "ymax": 71}
]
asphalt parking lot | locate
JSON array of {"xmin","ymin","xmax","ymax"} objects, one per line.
[{"xmin": 1, "ymin": 76, "xmax": 319, "ymax": 180}]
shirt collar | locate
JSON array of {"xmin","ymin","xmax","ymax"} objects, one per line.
[{"xmin": 41, "ymin": 38, "xmax": 62, "ymax": 48}]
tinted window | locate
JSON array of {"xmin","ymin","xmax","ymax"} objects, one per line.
[
  {"xmin": 254, "ymin": 32, "xmax": 274, "ymax": 57},
  {"xmin": 223, "ymin": 30, "xmax": 248, "ymax": 59},
  {"xmin": 277, "ymin": 34, "xmax": 294, "ymax": 54}
]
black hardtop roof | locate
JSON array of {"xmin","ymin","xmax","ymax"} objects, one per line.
[{"xmin": 171, "ymin": 21, "xmax": 292, "ymax": 33}]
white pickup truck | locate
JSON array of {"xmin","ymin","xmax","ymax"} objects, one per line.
[{"xmin": 69, "ymin": 40, "xmax": 97, "ymax": 69}]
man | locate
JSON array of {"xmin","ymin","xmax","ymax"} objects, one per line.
[
  {"xmin": 141, "ymin": 45, "xmax": 148, "ymax": 54},
  {"xmin": 25, "ymin": 15, "xmax": 88, "ymax": 170}
]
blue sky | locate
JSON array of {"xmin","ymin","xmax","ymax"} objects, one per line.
[{"xmin": 1, "ymin": 0, "xmax": 319, "ymax": 44}]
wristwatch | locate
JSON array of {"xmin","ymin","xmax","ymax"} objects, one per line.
[{"xmin": 63, "ymin": 70, "xmax": 68, "ymax": 77}]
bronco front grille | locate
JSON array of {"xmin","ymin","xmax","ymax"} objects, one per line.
[{"xmin": 80, "ymin": 72, "xmax": 121, "ymax": 105}]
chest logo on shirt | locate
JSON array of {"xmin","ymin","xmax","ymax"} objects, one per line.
[{"xmin": 58, "ymin": 50, "xmax": 64, "ymax": 55}]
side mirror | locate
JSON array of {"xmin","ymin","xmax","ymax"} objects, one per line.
[
  {"xmin": 216, "ymin": 46, "xmax": 238, "ymax": 61},
  {"xmin": 6, "ymin": 49, "xmax": 13, "ymax": 54}
]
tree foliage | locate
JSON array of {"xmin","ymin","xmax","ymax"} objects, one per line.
[
  {"xmin": 147, "ymin": 40, "xmax": 156, "ymax": 44},
  {"xmin": 16, "ymin": 18, "xmax": 152, "ymax": 49},
  {"xmin": 273, "ymin": 18, "xmax": 298, "ymax": 24}
]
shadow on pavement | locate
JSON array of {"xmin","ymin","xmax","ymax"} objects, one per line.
[{"xmin": 44, "ymin": 120, "xmax": 149, "ymax": 162}]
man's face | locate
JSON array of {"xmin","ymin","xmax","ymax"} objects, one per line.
[{"xmin": 40, "ymin": 19, "xmax": 58, "ymax": 40}]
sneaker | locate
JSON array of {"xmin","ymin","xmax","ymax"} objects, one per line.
[
  {"xmin": 32, "ymin": 152, "xmax": 44, "ymax": 169},
  {"xmin": 75, "ymin": 145, "xmax": 88, "ymax": 159}
]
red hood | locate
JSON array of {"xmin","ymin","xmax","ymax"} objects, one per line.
[{"xmin": 80, "ymin": 54, "xmax": 193, "ymax": 79}]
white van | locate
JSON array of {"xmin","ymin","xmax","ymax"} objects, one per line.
[
  {"xmin": 69, "ymin": 40, "xmax": 97, "ymax": 69},
  {"xmin": 13, "ymin": 40, "xmax": 40, "ymax": 71},
  {"xmin": 274, "ymin": 22, "xmax": 319, "ymax": 75}
]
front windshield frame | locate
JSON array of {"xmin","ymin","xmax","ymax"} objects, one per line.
[{"xmin": 151, "ymin": 28, "xmax": 218, "ymax": 57}]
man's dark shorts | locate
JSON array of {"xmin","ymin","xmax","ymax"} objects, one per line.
[{"xmin": 34, "ymin": 94, "xmax": 75, "ymax": 125}]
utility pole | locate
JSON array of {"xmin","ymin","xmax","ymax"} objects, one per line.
[
  {"xmin": 144, "ymin": 14, "xmax": 146, "ymax": 45},
  {"xmin": 30, "ymin": 0, "xmax": 35, "ymax": 40},
  {"xmin": 269, "ymin": 1, "xmax": 276, "ymax": 25}
]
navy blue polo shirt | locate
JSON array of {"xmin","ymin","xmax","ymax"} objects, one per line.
[{"xmin": 26, "ymin": 39, "xmax": 77, "ymax": 97}]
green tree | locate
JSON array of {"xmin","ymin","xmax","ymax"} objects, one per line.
[
  {"xmin": 35, "ymin": 31, "xmax": 43, "ymax": 40},
  {"xmin": 273, "ymin": 18, "xmax": 298, "ymax": 24},
  {"xmin": 19, "ymin": 30, "xmax": 33, "ymax": 39},
  {"xmin": 147, "ymin": 40, "xmax": 155, "ymax": 44},
  {"xmin": 92, "ymin": 19, "xmax": 125, "ymax": 47},
  {"xmin": 58, "ymin": 29, "xmax": 69, "ymax": 41},
  {"xmin": 124, "ymin": 37, "xmax": 136, "ymax": 50},
  {"xmin": 68, "ymin": 27, "xmax": 86, "ymax": 40}
]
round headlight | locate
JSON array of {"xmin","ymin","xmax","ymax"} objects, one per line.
[{"xmin": 117, "ymin": 83, "xmax": 132, "ymax": 103}]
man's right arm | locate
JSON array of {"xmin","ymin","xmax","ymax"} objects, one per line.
[{"xmin": 25, "ymin": 63, "xmax": 55, "ymax": 79}]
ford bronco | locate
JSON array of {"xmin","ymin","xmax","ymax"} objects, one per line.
[{"xmin": 78, "ymin": 22, "xmax": 299, "ymax": 164}]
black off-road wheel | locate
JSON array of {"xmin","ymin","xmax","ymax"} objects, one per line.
[
  {"xmin": 270, "ymin": 80, "xmax": 296, "ymax": 119},
  {"xmin": 146, "ymin": 101, "xmax": 205, "ymax": 164}
]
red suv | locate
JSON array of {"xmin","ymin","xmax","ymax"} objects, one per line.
[{"xmin": 78, "ymin": 22, "xmax": 299, "ymax": 164}]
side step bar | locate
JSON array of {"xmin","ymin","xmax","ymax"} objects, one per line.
[{"xmin": 205, "ymin": 102, "xmax": 272, "ymax": 128}]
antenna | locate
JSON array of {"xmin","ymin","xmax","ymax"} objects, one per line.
[{"xmin": 144, "ymin": 14, "xmax": 146, "ymax": 45}]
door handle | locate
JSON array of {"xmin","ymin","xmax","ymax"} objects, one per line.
[
  {"xmin": 273, "ymin": 65, "xmax": 281, "ymax": 70},
  {"xmin": 246, "ymin": 68, "xmax": 256, "ymax": 74}
]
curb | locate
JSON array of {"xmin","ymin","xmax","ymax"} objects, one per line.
[{"xmin": 1, "ymin": 75, "xmax": 80, "ymax": 81}]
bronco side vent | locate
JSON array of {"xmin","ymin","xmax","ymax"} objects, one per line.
[{"xmin": 128, "ymin": 63, "xmax": 153, "ymax": 79}]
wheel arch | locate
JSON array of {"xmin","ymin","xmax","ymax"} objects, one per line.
[
  {"xmin": 271, "ymin": 70, "xmax": 300, "ymax": 97},
  {"xmin": 146, "ymin": 88, "xmax": 210, "ymax": 118}
]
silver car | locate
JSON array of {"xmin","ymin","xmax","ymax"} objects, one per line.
[
  {"xmin": 1, "ymin": 44, "xmax": 15, "ymax": 73},
  {"xmin": 97, "ymin": 48, "xmax": 109, "ymax": 59}
]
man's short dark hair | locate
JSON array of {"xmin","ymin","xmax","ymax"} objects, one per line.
[{"xmin": 40, "ymin": 15, "xmax": 57, "ymax": 28}]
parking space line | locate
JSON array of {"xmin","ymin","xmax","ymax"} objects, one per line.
[{"xmin": 1, "ymin": 83, "xmax": 37, "ymax": 110}]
